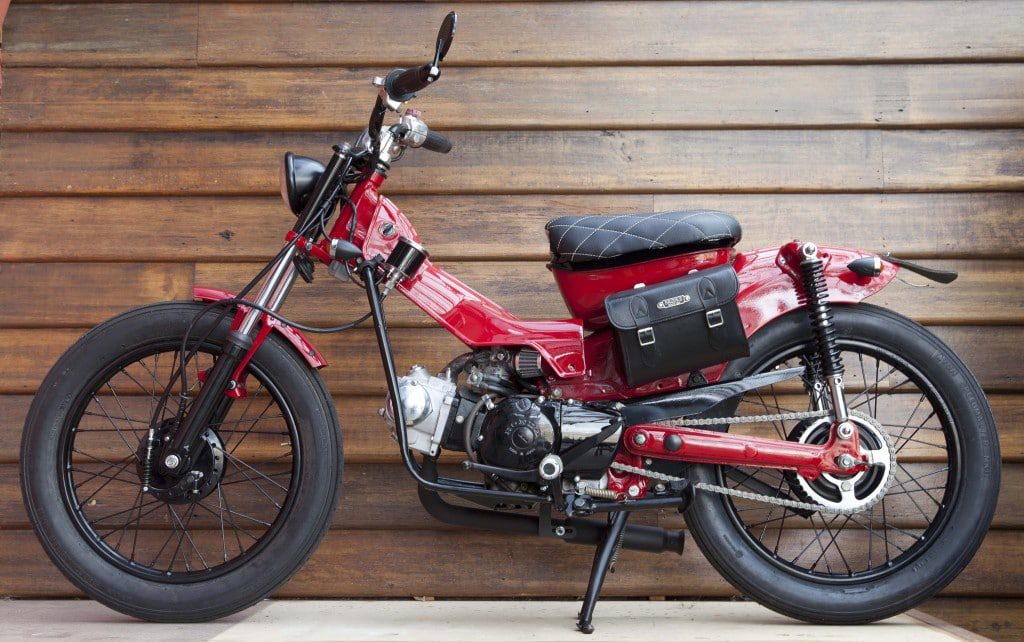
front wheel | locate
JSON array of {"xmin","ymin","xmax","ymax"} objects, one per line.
[
  {"xmin": 21, "ymin": 302, "xmax": 342, "ymax": 621},
  {"xmin": 684, "ymin": 304, "xmax": 1000, "ymax": 623}
]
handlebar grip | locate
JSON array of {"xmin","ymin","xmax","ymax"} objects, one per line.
[
  {"xmin": 422, "ymin": 130, "xmax": 452, "ymax": 154},
  {"xmin": 385, "ymin": 65, "xmax": 437, "ymax": 102}
]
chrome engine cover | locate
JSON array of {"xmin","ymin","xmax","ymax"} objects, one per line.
[{"xmin": 381, "ymin": 365, "xmax": 458, "ymax": 457}]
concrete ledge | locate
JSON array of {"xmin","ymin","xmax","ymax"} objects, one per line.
[{"xmin": 1, "ymin": 600, "xmax": 988, "ymax": 641}]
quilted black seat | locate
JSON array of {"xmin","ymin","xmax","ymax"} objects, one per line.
[{"xmin": 545, "ymin": 210, "xmax": 742, "ymax": 268}]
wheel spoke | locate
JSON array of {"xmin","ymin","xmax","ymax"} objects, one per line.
[
  {"xmin": 725, "ymin": 341, "xmax": 955, "ymax": 581},
  {"xmin": 62, "ymin": 346, "xmax": 298, "ymax": 579},
  {"xmin": 90, "ymin": 394, "xmax": 142, "ymax": 463},
  {"xmin": 219, "ymin": 449, "xmax": 289, "ymax": 495}
]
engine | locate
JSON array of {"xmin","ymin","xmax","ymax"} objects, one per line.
[
  {"xmin": 475, "ymin": 398, "xmax": 620, "ymax": 476},
  {"xmin": 381, "ymin": 351, "xmax": 622, "ymax": 484}
]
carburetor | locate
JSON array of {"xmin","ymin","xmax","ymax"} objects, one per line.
[{"xmin": 381, "ymin": 365, "xmax": 459, "ymax": 456}]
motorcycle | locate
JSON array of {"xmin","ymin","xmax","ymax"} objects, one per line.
[{"xmin": 21, "ymin": 12, "xmax": 1000, "ymax": 634}]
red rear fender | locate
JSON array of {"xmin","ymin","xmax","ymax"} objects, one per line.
[{"xmin": 733, "ymin": 244, "xmax": 899, "ymax": 337}]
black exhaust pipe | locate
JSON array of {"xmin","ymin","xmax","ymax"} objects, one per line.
[{"xmin": 417, "ymin": 461, "xmax": 684, "ymax": 555}]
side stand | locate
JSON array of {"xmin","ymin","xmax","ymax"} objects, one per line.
[{"xmin": 576, "ymin": 510, "xmax": 630, "ymax": 634}]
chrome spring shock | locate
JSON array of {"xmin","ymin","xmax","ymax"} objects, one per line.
[{"xmin": 798, "ymin": 242, "xmax": 849, "ymax": 422}]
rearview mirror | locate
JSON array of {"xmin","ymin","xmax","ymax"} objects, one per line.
[{"xmin": 433, "ymin": 11, "xmax": 457, "ymax": 66}]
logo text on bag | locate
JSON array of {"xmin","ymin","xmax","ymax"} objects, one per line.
[{"xmin": 656, "ymin": 294, "xmax": 691, "ymax": 309}]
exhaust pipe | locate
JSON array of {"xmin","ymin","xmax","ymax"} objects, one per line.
[{"xmin": 417, "ymin": 462, "xmax": 684, "ymax": 555}]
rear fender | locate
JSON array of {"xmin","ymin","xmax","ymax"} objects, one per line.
[
  {"xmin": 733, "ymin": 243, "xmax": 899, "ymax": 338},
  {"xmin": 193, "ymin": 286, "xmax": 327, "ymax": 369}
]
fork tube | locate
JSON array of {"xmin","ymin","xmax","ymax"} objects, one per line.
[
  {"xmin": 162, "ymin": 248, "xmax": 297, "ymax": 475},
  {"xmin": 239, "ymin": 245, "xmax": 298, "ymax": 335}
]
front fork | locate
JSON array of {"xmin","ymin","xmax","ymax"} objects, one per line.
[{"xmin": 159, "ymin": 247, "xmax": 299, "ymax": 476}]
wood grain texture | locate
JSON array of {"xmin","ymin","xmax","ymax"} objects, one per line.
[
  {"xmin": 5, "ymin": 64, "xmax": 1024, "ymax": 131},
  {"xmin": 0, "ymin": 263, "xmax": 193, "ymax": 327},
  {"xmin": 883, "ymin": 130, "xmax": 1024, "ymax": 191},
  {"xmin": 0, "ymin": 130, "xmax": 884, "ymax": 195},
  {"xmin": 6, "ymin": 2, "xmax": 1023, "ymax": 67},
  {"xmin": 3, "ymin": 130, "xmax": 1019, "ymax": 196},
  {"xmin": 1, "ymin": 3, "xmax": 198, "ymax": 67},
  {"xmin": 194, "ymin": 2, "xmax": 1024, "ymax": 66},
  {"xmin": 1, "ymin": 193, "xmax": 1020, "ymax": 262},
  {"xmin": 920, "ymin": 598, "xmax": 1024, "ymax": 642},
  {"xmin": 0, "ymin": 326, "xmax": 1020, "ymax": 396},
  {"xmin": 0, "ymin": 528, "xmax": 1018, "ymax": 598}
]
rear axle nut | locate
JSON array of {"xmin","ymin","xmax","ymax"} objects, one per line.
[{"xmin": 836, "ymin": 453, "xmax": 857, "ymax": 470}]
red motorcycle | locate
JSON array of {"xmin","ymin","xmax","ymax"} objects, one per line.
[{"xmin": 22, "ymin": 12, "xmax": 999, "ymax": 633}]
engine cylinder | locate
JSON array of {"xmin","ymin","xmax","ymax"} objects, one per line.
[{"xmin": 382, "ymin": 365, "xmax": 458, "ymax": 457}]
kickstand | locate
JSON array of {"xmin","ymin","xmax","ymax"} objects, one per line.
[{"xmin": 576, "ymin": 510, "xmax": 630, "ymax": 634}]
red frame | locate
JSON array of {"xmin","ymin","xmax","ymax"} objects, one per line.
[{"xmin": 196, "ymin": 170, "xmax": 899, "ymax": 488}]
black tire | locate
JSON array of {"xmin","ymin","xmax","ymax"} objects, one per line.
[
  {"xmin": 684, "ymin": 303, "xmax": 1000, "ymax": 623},
  {"xmin": 21, "ymin": 302, "xmax": 343, "ymax": 622}
]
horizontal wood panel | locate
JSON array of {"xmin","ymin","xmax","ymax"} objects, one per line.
[
  {"xmin": 0, "ymin": 130, "xmax": 885, "ymax": 195},
  {"xmin": 2, "ymin": 3, "xmax": 198, "ymax": 67},
  {"xmin": 0, "ymin": 528, "xmax": 1019, "ymax": 598},
  {"xmin": 3, "ymin": 462, "xmax": 1021, "ymax": 531},
  {"xmin": 883, "ymin": 130, "xmax": 1024, "ymax": 191},
  {"xmin": 3, "ymin": 131, "xmax": 1020, "ymax": 195},
  {"xmin": 0, "ymin": 263, "xmax": 193, "ymax": 327},
  {"xmin": 6, "ymin": 65, "xmax": 1024, "ymax": 131},
  {"xmin": 193, "ymin": 2, "xmax": 1024, "ymax": 67},
  {"xmin": 1, "ymin": 326, "xmax": 1020, "ymax": 396},
  {"xmin": 4, "ymin": 393, "xmax": 1023, "ymax": 465},
  {"xmin": 920, "ymin": 598, "xmax": 1024, "ymax": 642},
  {"xmin": 6, "ymin": 2, "xmax": 1023, "ymax": 67},
  {"xmin": 2, "ymin": 130, "xmax": 1021, "ymax": 195},
  {"xmin": 1, "ymin": 193, "xmax": 1020, "ymax": 262}
]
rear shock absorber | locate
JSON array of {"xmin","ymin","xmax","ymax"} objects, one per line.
[{"xmin": 798, "ymin": 242, "xmax": 849, "ymax": 422}]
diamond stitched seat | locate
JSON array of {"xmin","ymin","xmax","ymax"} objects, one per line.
[{"xmin": 545, "ymin": 210, "xmax": 742, "ymax": 267}]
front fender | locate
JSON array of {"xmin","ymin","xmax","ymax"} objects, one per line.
[
  {"xmin": 193, "ymin": 286, "xmax": 327, "ymax": 369},
  {"xmin": 733, "ymin": 244, "xmax": 898, "ymax": 338}
]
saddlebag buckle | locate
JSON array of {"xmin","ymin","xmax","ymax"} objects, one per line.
[{"xmin": 705, "ymin": 308, "xmax": 724, "ymax": 328}]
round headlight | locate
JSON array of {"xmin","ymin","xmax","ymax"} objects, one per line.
[{"xmin": 280, "ymin": 152, "xmax": 326, "ymax": 216}]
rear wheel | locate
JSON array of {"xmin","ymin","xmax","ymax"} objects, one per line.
[
  {"xmin": 22, "ymin": 302, "xmax": 342, "ymax": 621},
  {"xmin": 684, "ymin": 304, "xmax": 1000, "ymax": 623}
]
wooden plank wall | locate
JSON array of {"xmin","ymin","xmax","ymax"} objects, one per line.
[{"xmin": 1, "ymin": 1, "xmax": 1022, "ymax": 638}]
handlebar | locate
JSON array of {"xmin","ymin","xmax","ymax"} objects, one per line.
[
  {"xmin": 385, "ymin": 64, "xmax": 439, "ymax": 102},
  {"xmin": 422, "ymin": 130, "xmax": 452, "ymax": 154}
]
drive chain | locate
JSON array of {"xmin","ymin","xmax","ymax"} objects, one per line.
[{"xmin": 611, "ymin": 409, "xmax": 894, "ymax": 516}]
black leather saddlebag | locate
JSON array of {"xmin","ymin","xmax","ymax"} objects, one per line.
[{"xmin": 604, "ymin": 264, "xmax": 749, "ymax": 387}]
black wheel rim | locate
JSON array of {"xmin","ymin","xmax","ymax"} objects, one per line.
[
  {"xmin": 58, "ymin": 340, "xmax": 302, "ymax": 582},
  {"xmin": 717, "ymin": 338, "xmax": 961, "ymax": 582}
]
